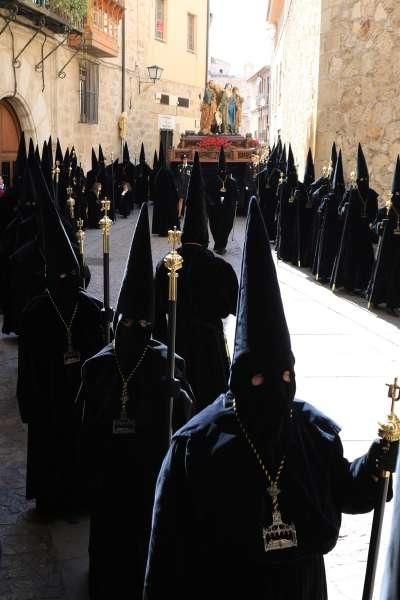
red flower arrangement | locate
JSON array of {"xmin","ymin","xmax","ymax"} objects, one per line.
[{"xmin": 197, "ymin": 135, "xmax": 231, "ymax": 150}]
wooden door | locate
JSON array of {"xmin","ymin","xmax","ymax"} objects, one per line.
[{"xmin": 0, "ymin": 99, "xmax": 21, "ymax": 188}]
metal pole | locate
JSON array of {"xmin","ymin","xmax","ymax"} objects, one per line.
[
  {"xmin": 164, "ymin": 228, "xmax": 183, "ymax": 443},
  {"xmin": 99, "ymin": 197, "xmax": 113, "ymax": 343},
  {"xmin": 361, "ymin": 378, "xmax": 400, "ymax": 600}
]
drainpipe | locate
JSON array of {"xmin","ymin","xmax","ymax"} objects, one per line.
[{"xmin": 205, "ymin": 0, "xmax": 210, "ymax": 87}]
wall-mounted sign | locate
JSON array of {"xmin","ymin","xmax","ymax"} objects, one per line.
[{"xmin": 159, "ymin": 115, "xmax": 176, "ymax": 130}]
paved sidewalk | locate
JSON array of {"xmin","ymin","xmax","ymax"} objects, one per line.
[{"xmin": 0, "ymin": 207, "xmax": 399, "ymax": 599}]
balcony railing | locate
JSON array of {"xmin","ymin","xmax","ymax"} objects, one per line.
[
  {"xmin": 68, "ymin": 0, "xmax": 124, "ymax": 58},
  {"xmin": 0, "ymin": 0, "xmax": 85, "ymax": 33}
]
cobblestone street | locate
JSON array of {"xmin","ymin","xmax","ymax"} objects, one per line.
[{"xmin": 1, "ymin": 207, "xmax": 400, "ymax": 599}]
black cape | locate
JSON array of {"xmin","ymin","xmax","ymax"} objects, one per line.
[
  {"xmin": 17, "ymin": 289, "xmax": 104, "ymax": 512},
  {"xmin": 312, "ymin": 189, "xmax": 343, "ymax": 282},
  {"xmin": 76, "ymin": 340, "xmax": 193, "ymax": 599},
  {"xmin": 206, "ymin": 173, "xmax": 239, "ymax": 252},
  {"xmin": 367, "ymin": 207, "xmax": 400, "ymax": 309},
  {"xmin": 144, "ymin": 395, "xmax": 385, "ymax": 600},
  {"xmin": 331, "ymin": 187, "xmax": 378, "ymax": 292},
  {"xmin": 154, "ymin": 244, "xmax": 238, "ymax": 412}
]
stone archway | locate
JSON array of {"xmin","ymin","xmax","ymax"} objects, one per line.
[{"xmin": 0, "ymin": 93, "xmax": 36, "ymax": 188}]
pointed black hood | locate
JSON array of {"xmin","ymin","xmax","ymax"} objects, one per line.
[
  {"xmin": 64, "ymin": 147, "xmax": 70, "ymax": 166},
  {"xmin": 34, "ymin": 145, "xmax": 40, "ymax": 164},
  {"xmin": 13, "ymin": 133, "xmax": 27, "ymax": 186},
  {"xmin": 123, "ymin": 142, "xmax": 130, "ymax": 163},
  {"xmin": 182, "ymin": 152, "xmax": 208, "ymax": 246},
  {"xmin": 98, "ymin": 144, "xmax": 105, "ymax": 164},
  {"xmin": 152, "ymin": 150, "xmax": 159, "ymax": 171},
  {"xmin": 158, "ymin": 140, "xmax": 165, "ymax": 167},
  {"xmin": 140, "ymin": 142, "xmax": 146, "ymax": 164},
  {"xmin": 218, "ymin": 145, "xmax": 226, "ymax": 173},
  {"xmin": 113, "ymin": 203, "xmax": 154, "ymax": 327},
  {"xmin": 286, "ymin": 144, "xmax": 296, "ymax": 176},
  {"xmin": 357, "ymin": 143, "xmax": 369, "ymax": 185},
  {"xmin": 329, "ymin": 142, "xmax": 337, "ymax": 183},
  {"xmin": 332, "ymin": 149, "xmax": 345, "ymax": 194},
  {"xmin": 391, "ymin": 155, "xmax": 400, "ymax": 195},
  {"xmin": 55, "ymin": 138, "xmax": 63, "ymax": 164},
  {"xmin": 278, "ymin": 144, "xmax": 287, "ymax": 172},
  {"xmin": 91, "ymin": 148, "xmax": 98, "ymax": 171},
  {"xmin": 34, "ymin": 158, "xmax": 80, "ymax": 282},
  {"xmin": 303, "ymin": 148, "xmax": 315, "ymax": 187},
  {"xmin": 230, "ymin": 197, "xmax": 294, "ymax": 392}
]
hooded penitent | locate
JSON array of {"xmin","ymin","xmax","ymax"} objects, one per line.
[
  {"xmin": 152, "ymin": 150, "xmax": 159, "ymax": 172},
  {"xmin": 181, "ymin": 152, "xmax": 208, "ymax": 247},
  {"xmin": 303, "ymin": 148, "xmax": 315, "ymax": 188},
  {"xmin": 34, "ymin": 157, "xmax": 80, "ymax": 285},
  {"xmin": 123, "ymin": 141, "xmax": 130, "ymax": 163},
  {"xmin": 55, "ymin": 139, "xmax": 63, "ymax": 165},
  {"xmin": 357, "ymin": 143, "xmax": 369, "ymax": 191},
  {"xmin": 229, "ymin": 197, "xmax": 295, "ymax": 430},
  {"xmin": 140, "ymin": 142, "xmax": 146, "ymax": 164},
  {"xmin": 98, "ymin": 145, "xmax": 105, "ymax": 165},
  {"xmin": 113, "ymin": 203, "xmax": 154, "ymax": 328},
  {"xmin": 278, "ymin": 144, "xmax": 287, "ymax": 173},
  {"xmin": 392, "ymin": 155, "xmax": 400, "ymax": 203},
  {"xmin": 286, "ymin": 144, "xmax": 297, "ymax": 186},
  {"xmin": 158, "ymin": 141, "xmax": 165, "ymax": 168},
  {"xmin": 218, "ymin": 145, "xmax": 226, "ymax": 174},
  {"xmin": 332, "ymin": 149, "xmax": 345, "ymax": 195},
  {"xmin": 13, "ymin": 133, "xmax": 27, "ymax": 188},
  {"xmin": 329, "ymin": 142, "xmax": 337, "ymax": 182}
]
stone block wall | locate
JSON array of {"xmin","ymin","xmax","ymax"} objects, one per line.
[
  {"xmin": 268, "ymin": 0, "xmax": 322, "ymax": 177},
  {"xmin": 317, "ymin": 0, "xmax": 400, "ymax": 197}
]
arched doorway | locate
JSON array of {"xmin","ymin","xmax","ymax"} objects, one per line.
[{"xmin": 0, "ymin": 98, "xmax": 21, "ymax": 189}]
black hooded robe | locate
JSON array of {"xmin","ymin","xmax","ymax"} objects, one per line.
[
  {"xmin": 154, "ymin": 244, "xmax": 238, "ymax": 412},
  {"xmin": 17, "ymin": 289, "xmax": 104, "ymax": 512},
  {"xmin": 206, "ymin": 174, "xmax": 238, "ymax": 252},
  {"xmin": 331, "ymin": 187, "xmax": 378, "ymax": 292},
  {"xmin": 151, "ymin": 167, "xmax": 180, "ymax": 236},
  {"xmin": 367, "ymin": 208, "xmax": 400, "ymax": 309},
  {"xmin": 143, "ymin": 396, "xmax": 388, "ymax": 600},
  {"xmin": 275, "ymin": 179, "xmax": 298, "ymax": 264},
  {"xmin": 312, "ymin": 190, "xmax": 343, "ymax": 283},
  {"xmin": 76, "ymin": 340, "xmax": 193, "ymax": 600}
]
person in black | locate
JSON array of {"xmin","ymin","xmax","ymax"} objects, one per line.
[
  {"xmin": 151, "ymin": 144, "xmax": 180, "ymax": 236},
  {"xmin": 367, "ymin": 155, "xmax": 400, "ymax": 315},
  {"xmin": 135, "ymin": 143, "xmax": 152, "ymax": 206},
  {"xmin": 17, "ymin": 159, "xmax": 104, "ymax": 515},
  {"xmin": 174, "ymin": 154, "xmax": 192, "ymax": 219},
  {"xmin": 154, "ymin": 152, "xmax": 238, "ymax": 413},
  {"xmin": 118, "ymin": 180, "xmax": 133, "ymax": 218},
  {"xmin": 312, "ymin": 149, "xmax": 345, "ymax": 283},
  {"xmin": 257, "ymin": 140, "xmax": 282, "ymax": 241},
  {"xmin": 76, "ymin": 204, "xmax": 192, "ymax": 599},
  {"xmin": 303, "ymin": 143, "xmax": 337, "ymax": 268},
  {"xmin": 143, "ymin": 197, "xmax": 397, "ymax": 600},
  {"xmin": 275, "ymin": 144, "xmax": 300, "ymax": 265},
  {"xmin": 331, "ymin": 143, "xmax": 378, "ymax": 293},
  {"xmin": 206, "ymin": 145, "xmax": 239, "ymax": 255}
]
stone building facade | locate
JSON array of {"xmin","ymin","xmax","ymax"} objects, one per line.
[
  {"xmin": 0, "ymin": 0, "xmax": 207, "ymax": 177},
  {"xmin": 267, "ymin": 0, "xmax": 400, "ymax": 196}
]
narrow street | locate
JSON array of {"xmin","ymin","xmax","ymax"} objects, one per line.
[{"xmin": 1, "ymin": 207, "xmax": 399, "ymax": 599}]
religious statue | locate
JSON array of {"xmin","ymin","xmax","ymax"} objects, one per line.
[
  {"xmin": 232, "ymin": 87, "xmax": 243, "ymax": 133},
  {"xmin": 118, "ymin": 111, "xmax": 128, "ymax": 140},
  {"xmin": 199, "ymin": 80, "xmax": 217, "ymax": 135},
  {"xmin": 198, "ymin": 81, "xmax": 244, "ymax": 135}
]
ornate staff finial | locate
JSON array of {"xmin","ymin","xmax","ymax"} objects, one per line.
[
  {"xmin": 322, "ymin": 165, "xmax": 328, "ymax": 177},
  {"xmin": 76, "ymin": 218, "xmax": 85, "ymax": 255},
  {"xmin": 52, "ymin": 160, "xmax": 61, "ymax": 184},
  {"xmin": 350, "ymin": 170, "xmax": 357, "ymax": 188},
  {"xmin": 164, "ymin": 228, "xmax": 183, "ymax": 302},
  {"xmin": 378, "ymin": 377, "xmax": 400, "ymax": 451},
  {"xmin": 66, "ymin": 186, "xmax": 75, "ymax": 219},
  {"xmin": 99, "ymin": 197, "xmax": 112, "ymax": 253}
]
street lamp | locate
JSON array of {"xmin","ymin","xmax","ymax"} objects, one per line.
[{"xmin": 138, "ymin": 64, "xmax": 164, "ymax": 94}]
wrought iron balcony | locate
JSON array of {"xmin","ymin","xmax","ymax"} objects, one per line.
[{"xmin": 0, "ymin": 0, "xmax": 84, "ymax": 34}]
